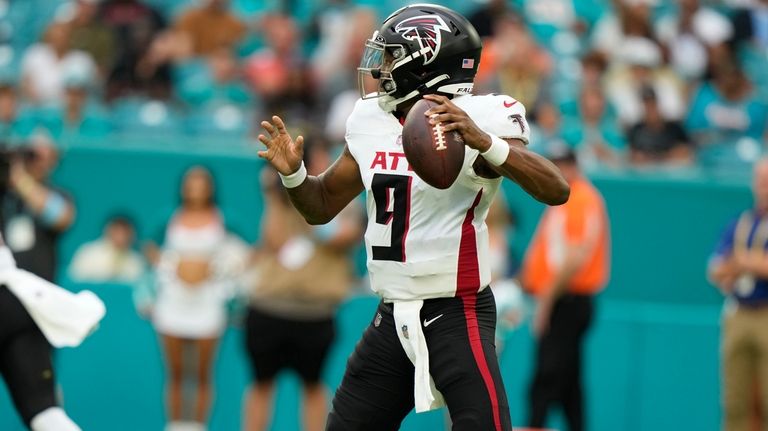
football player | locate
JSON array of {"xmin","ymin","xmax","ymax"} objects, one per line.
[
  {"xmin": 257, "ymin": 4, "xmax": 569, "ymax": 430},
  {"xmin": 0, "ymin": 231, "xmax": 104, "ymax": 431}
]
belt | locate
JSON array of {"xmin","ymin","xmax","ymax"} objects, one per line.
[{"xmin": 736, "ymin": 299, "xmax": 768, "ymax": 310}]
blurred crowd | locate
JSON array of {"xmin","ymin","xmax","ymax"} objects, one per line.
[{"xmin": 0, "ymin": 0, "xmax": 763, "ymax": 174}]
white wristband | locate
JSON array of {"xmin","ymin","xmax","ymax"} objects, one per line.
[
  {"xmin": 279, "ymin": 162, "xmax": 308, "ymax": 188},
  {"xmin": 481, "ymin": 135, "xmax": 510, "ymax": 166}
]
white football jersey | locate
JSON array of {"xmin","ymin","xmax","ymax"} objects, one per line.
[{"xmin": 346, "ymin": 94, "xmax": 529, "ymax": 301}]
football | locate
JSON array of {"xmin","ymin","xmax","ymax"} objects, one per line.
[{"xmin": 402, "ymin": 98, "xmax": 465, "ymax": 190}]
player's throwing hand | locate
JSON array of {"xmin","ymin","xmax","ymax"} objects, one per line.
[
  {"xmin": 423, "ymin": 94, "xmax": 493, "ymax": 153},
  {"xmin": 258, "ymin": 115, "xmax": 304, "ymax": 176}
]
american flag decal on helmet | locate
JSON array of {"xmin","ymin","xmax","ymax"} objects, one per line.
[
  {"xmin": 462, "ymin": 58, "xmax": 475, "ymax": 69},
  {"xmin": 394, "ymin": 15, "xmax": 451, "ymax": 65}
]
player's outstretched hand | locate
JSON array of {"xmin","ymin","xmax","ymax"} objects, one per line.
[
  {"xmin": 423, "ymin": 94, "xmax": 492, "ymax": 153},
  {"xmin": 257, "ymin": 115, "xmax": 304, "ymax": 176}
]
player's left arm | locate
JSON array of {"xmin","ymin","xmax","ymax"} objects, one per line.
[{"xmin": 424, "ymin": 94, "xmax": 569, "ymax": 206}]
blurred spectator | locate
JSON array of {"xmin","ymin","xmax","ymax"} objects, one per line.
[
  {"xmin": 476, "ymin": 14, "xmax": 553, "ymax": 110},
  {"xmin": 522, "ymin": 146, "xmax": 610, "ymax": 431},
  {"xmin": 654, "ymin": 0, "xmax": 733, "ymax": 80},
  {"xmin": 590, "ymin": 0, "xmax": 656, "ymax": 60},
  {"xmin": 204, "ymin": 47, "xmax": 250, "ymax": 104},
  {"xmin": 245, "ymin": 14, "xmax": 314, "ymax": 121},
  {"xmin": 175, "ymin": 46, "xmax": 251, "ymax": 106},
  {"xmin": 468, "ymin": 0, "xmax": 511, "ymax": 39},
  {"xmin": 68, "ymin": 0, "xmax": 117, "ymax": 77},
  {"xmin": 147, "ymin": 166, "xmax": 247, "ymax": 431},
  {"xmin": 732, "ymin": 0, "xmax": 768, "ymax": 50},
  {"xmin": 20, "ymin": 21, "xmax": 98, "ymax": 105},
  {"xmin": 708, "ymin": 158, "xmax": 768, "ymax": 431},
  {"xmin": 243, "ymin": 140, "xmax": 362, "ymax": 431},
  {"xmin": 310, "ymin": 6, "xmax": 376, "ymax": 104},
  {"xmin": 101, "ymin": 0, "xmax": 168, "ymax": 100},
  {"xmin": 579, "ymin": 51, "xmax": 608, "ymax": 88},
  {"xmin": 686, "ymin": 57, "xmax": 768, "ymax": 168},
  {"xmin": 1, "ymin": 137, "xmax": 75, "ymax": 282},
  {"xmin": 307, "ymin": 0, "xmax": 351, "ymax": 87},
  {"xmin": 173, "ymin": 0, "xmax": 246, "ymax": 57},
  {"xmin": 529, "ymin": 102, "xmax": 565, "ymax": 156},
  {"xmin": 604, "ymin": 37, "xmax": 685, "ymax": 125},
  {"xmin": 562, "ymin": 85, "xmax": 625, "ymax": 169},
  {"xmin": 135, "ymin": 30, "xmax": 193, "ymax": 101},
  {"xmin": 0, "ymin": 84, "xmax": 29, "ymax": 143},
  {"xmin": 627, "ymin": 86, "xmax": 693, "ymax": 166},
  {"xmin": 324, "ymin": 73, "xmax": 377, "ymax": 145},
  {"xmin": 54, "ymin": 75, "xmax": 112, "ymax": 138},
  {"xmin": 69, "ymin": 214, "xmax": 144, "ymax": 283},
  {"xmin": 523, "ymin": 0, "xmax": 581, "ymax": 33}
]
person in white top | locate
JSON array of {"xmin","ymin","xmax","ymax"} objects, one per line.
[
  {"xmin": 257, "ymin": 4, "xmax": 569, "ymax": 431},
  {"xmin": 20, "ymin": 21, "xmax": 98, "ymax": 106},
  {"xmin": 68, "ymin": 215, "xmax": 144, "ymax": 283},
  {"xmin": 146, "ymin": 166, "xmax": 247, "ymax": 431}
]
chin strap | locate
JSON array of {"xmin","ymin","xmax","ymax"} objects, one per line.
[{"xmin": 378, "ymin": 74, "xmax": 451, "ymax": 112}]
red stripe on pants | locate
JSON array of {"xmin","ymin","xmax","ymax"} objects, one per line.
[{"xmin": 457, "ymin": 190, "xmax": 502, "ymax": 431}]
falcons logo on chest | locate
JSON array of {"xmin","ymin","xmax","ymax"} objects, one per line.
[{"xmin": 394, "ymin": 15, "xmax": 451, "ymax": 65}]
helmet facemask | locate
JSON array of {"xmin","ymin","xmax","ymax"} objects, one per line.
[{"xmin": 358, "ymin": 31, "xmax": 406, "ymax": 111}]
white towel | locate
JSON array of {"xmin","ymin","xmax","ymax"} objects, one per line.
[
  {"xmin": 392, "ymin": 300, "xmax": 445, "ymax": 413},
  {"xmin": 2, "ymin": 268, "xmax": 106, "ymax": 348}
]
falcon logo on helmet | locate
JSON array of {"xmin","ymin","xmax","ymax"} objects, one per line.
[
  {"xmin": 357, "ymin": 4, "xmax": 483, "ymax": 112},
  {"xmin": 394, "ymin": 15, "xmax": 451, "ymax": 65}
]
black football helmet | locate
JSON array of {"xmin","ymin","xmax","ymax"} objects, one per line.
[{"xmin": 358, "ymin": 4, "xmax": 482, "ymax": 112}]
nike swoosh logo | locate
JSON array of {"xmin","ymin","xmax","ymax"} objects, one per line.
[
  {"xmin": 423, "ymin": 314, "xmax": 444, "ymax": 327},
  {"xmin": 503, "ymin": 100, "xmax": 517, "ymax": 108}
]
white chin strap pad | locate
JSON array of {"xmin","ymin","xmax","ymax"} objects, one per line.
[{"xmin": 30, "ymin": 407, "xmax": 81, "ymax": 431}]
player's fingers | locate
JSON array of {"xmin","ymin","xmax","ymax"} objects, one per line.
[
  {"xmin": 423, "ymin": 95, "xmax": 451, "ymax": 114},
  {"xmin": 441, "ymin": 121, "xmax": 468, "ymax": 132},
  {"xmin": 425, "ymin": 98, "xmax": 462, "ymax": 116},
  {"xmin": 430, "ymin": 113, "xmax": 461, "ymax": 125},
  {"xmin": 429, "ymin": 94, "xmax": 457, "ymax": 111},
  {"xmin": 425, "ymin": 104, "xmax": 449, "ymax": 116},
  {"xmin": 423, "ymin": 94, "xmax": 449, "ymax": 104},
  {"xmin": 295, "ymin": 135, "xmax": 305, "ymax": 152},
  {"xmin": 441, "ymin": 99, "xmax": 463, "ymax": 114},
  {"xmin": 272, "ymin": 116, "xmax": 288, "ymax": 134},
  {"xmin": 441, "ymin": 122, "xmax": 459, "ymax": 132},
  {"xmin": 256, "ymin": 150, "xmax": 270, "ymax": 159},
  {"xmin": 257, "ymin": 134, "xmax": 272, "ymax": 147},
  {"xmin": 261, "ymin": 121, "xmax": 278, "ymax": 138}
]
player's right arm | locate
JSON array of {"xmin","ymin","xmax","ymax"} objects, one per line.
[{"xmin": 258, "ymin": 116, "xmax": 364, "ymax": 225}]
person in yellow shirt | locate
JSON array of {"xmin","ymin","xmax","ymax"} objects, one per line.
[{"xmin": 522, "ymin": 146, "xmax": 610, "ymax": 431}]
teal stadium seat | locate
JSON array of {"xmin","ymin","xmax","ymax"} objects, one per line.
[
  {"xmin": 174, "ymin": 59, "xmax": 253, "ymax": 107},
  {"xmin": 0, "ymin": 104, "xmax": 51, "ymax": 145},
  {"xmin": 184, "ymin": 102, "xmax": 252, "ymax": 142},
  {"xmin": 111, "ymin": 97, "xmax": 183, "ymax": 137}
]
